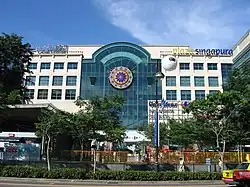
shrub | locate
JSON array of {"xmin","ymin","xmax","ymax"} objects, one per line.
[{"xmin": 0, "ymin": 165, "xmax": 222, "ymax": 181}]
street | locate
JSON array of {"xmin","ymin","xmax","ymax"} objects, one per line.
[{"xmin": 0, "ymin": 180, "xmax": 229, "ymax": 187}]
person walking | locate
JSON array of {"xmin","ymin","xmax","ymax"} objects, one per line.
[
  {"xmin": 218, "ymin": 157, "xmax": 223, "ymax": 172},
  {"xmin": 179, "ymin": 158, "xmax": 185, "ymax": 172}
]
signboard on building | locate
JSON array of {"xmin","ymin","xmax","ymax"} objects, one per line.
[
  {"xmin": 172, "ymin": 47, "xmax": 233, "ymax": 56},
  {"xmin": 35, "ymin": 45, "xmax": 68, "ymax": 54},
  {"xmin": 148, "ymin": 100, "xmax": 191, "ymax": 123}
]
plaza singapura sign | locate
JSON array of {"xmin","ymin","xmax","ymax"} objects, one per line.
[{"xmin": 172, "ymin": 47, "xmax": 233, "ymax": 56}]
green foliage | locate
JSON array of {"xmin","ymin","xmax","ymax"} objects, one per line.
[
  {"xmin": 0, "ymin": 165, "xmax": 222, "ymax": 180},
  {"xmin": 138, "ymin": 122, "xmax": 169, "ymax": 147},
  {"xmin": 167, "ymin": 119, "xmax": 213, "ymax": 148},
  {"xmin": 36, "ymin": 109, "xmax": 73, "ymax": 138},
  {"xmin": 74, "ymin": 95, "xmax": 126, "ymax": 143},
  {"xmin": 184, "ymin": 64, "xmax": 250, "ymax": 149},
  {"xmin": 0, "ymin": 33, "xmax": 33, "ymax": 105}
]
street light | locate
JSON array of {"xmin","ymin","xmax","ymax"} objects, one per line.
[
  {"xmin": 154, "ymin": 56, "xmax": 177, "ymax": 172},
  {"xmin": 155, "ymin": 60, "xmax": 164, "ymax": 172}
]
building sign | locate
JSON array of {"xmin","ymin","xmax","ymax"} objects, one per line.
[
  {"xmin": 35, "ymin": 45, "xmax": 68, "ymax": 54},
  {"xmin": 172, "ymin": 47, "xmax": 233, "ymax": 56},
  {"xmin": 148, "ymin": 100, "xmax": 191, "ymax": 122},
  {"xmin": 109, "ymin": 66, "xmax": 133, "ymax": 89},
  {"xmin": 148, "ymin": 100, "xmax": 189, "ymax": 108}
]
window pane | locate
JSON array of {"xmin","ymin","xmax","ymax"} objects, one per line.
[
  {"xmin": 166, "ymin": 90, "xmax": 177, "ymax": 100},
  {"xmin": 26, "ymin": 76, "xmax": 36, "ymax": 86},
  {"xmin": 37, "ymin": 89, "xmax": 48, "ymax": 99},
  {"xmin": 166, "ymin": 76, "xmax": 176, "ymax": 86},
  {"xmin": 54, "ymin": 63, "xmax": 64, "ymax": 70},
  {"xmin": 40, "ymin": 63, "xmax": 51, "ymax": 70},
  {"xmin": 65, "ymin": 89, "xmax": 76, "ymax": 100},
  {"xmin": 52, "ymin": 76, "xmax": 63, "ymax": 86},
  {"xmin": 180, "ymin": 63, "xmax": 190, "ymax": 70},
  {"xmin": 207, "ymin": 63, "xmax": 217, "ymax": 70},
  {"xmin": 51, "ymin": 89, "xmax": 62, "ymax": 100},
  {"xmin": 67, "ymin": 62, "xmax": 78, "ymax": 69},
  {"xmin": 28, "ymin": 63, "xmax": 37, "ymax": 70},
  {"xmin": 180, "ymin": 76, "xmax": 190, "ymax": 86},
  {"xmin": 194, "ymin": 76, "xmax": 204, "ymax": 86},
  {"xmin": 181, "ymin": 90, "xmax": 191, "ymax": 100},
  {"xmin": 25, "ymin": 89, "xmax": 34, "ymax": 99},
  {"xmin": 39, "ymin": 76, "xmax": 49, "ymax": 86},
  {"xmin": 193, "ymin": 63, "xmax": 204, "ymax": 70},
  {"xmin": 66, "ymin": 76, "xmax": 77, "ymax": 86},
  {"xmin": 195, "ymin": 90, "xmax": 205, "ymax": 100},
  {"xmin": 208, "ymin": 77, "xmax": 219, "ymax": 87}
]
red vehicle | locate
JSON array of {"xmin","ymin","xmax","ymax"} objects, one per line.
[{"xmin": 233, "ymin": 170, "xmax": 250, "ymax": 187}]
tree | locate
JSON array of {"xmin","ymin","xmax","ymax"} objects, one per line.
[
  {"xmin": 139, "ymin": 119, "xmax": 212, "ymax": 150},
  {"xmin": 0, "ymin": 33, "xmax": 33, "ymax": 105},
  {"xmin": 185, "ymin": 90, "xmax": 250, "ymax": 167},
  {"xmin": 166, "ymin": 119, "xmax": 213, "ymax": 149},
  {"xmin": 138, "ymin": 122, "xmax": 169, "ymax": 147},
  {"xmin": 223, "ymin": 64, "xmax": 250, "ymax": 145},
  {"xmin": 36, "ymin": 109, "xmax": 72, "ymax": 170},
  {"xmin": 0, "ymin": 33, "xmax": 33, "ymax": 125},
  {"xmin": 73, "ymin": 95, "xmax": 126, "ymax": 150}
]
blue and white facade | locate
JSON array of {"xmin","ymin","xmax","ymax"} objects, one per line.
[{"xmin": 25, "ymin": 43, "xmax": 233, "ymax": 129}]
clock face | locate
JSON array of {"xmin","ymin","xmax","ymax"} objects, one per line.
[{"xmin": 109, "ymin": 66, "xmax": 133, "ymax": 89}]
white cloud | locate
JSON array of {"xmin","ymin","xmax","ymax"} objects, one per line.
[{"xmin": 93, "ymin": 0, "xmax": 250, "ymax": 48}]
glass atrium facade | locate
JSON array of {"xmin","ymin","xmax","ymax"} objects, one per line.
[{"xmin": 80, "ymin": 42, "xmax": 161, "ymax": 129}]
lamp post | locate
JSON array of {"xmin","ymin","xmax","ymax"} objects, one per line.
[{"xmin": 155, "ymin": 60, "xmax": 165, "ymax": 172}]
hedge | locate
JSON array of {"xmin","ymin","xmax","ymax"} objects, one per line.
[{"xmin": 0, "ymin": 165, "xmax": 222, "ymax": 181}]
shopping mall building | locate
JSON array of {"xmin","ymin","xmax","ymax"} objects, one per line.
[
  {"xmin": 2, "ymin": 29, "xmax": 249, "ymax": 143},
  {"xmin": 25, "ymin": 43, "xmax": 234, "ymax": 128}
]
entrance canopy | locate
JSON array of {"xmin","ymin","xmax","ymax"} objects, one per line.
[{"xmin": 1, "ymin": 103, "xmax": 57, "ymax": 132}]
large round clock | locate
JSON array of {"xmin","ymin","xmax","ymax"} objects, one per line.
[{"xmin": 108, "ymin": 66, "xmax": 133, "ymax": 89}]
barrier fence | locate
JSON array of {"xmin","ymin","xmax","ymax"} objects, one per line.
[{"xmin": 62, "ymin": 150, "xmax": 247, "ymax": 164}]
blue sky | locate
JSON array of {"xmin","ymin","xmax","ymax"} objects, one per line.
[{"xmin": 1, "ymin": 0, "xmax": 249, "ymax": 48}]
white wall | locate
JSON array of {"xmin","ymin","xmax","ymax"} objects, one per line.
[{"xmin": 25, "ymin": 54, "xmax": 83, "ymax": 113}]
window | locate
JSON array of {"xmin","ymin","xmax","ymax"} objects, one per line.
[
  {"xmin": 40, "ymin": 62, "xmax": 51, "ymax": 70},
  {"xmin": 180, "ymin": 63, "xmax": 190, "ymax": 70},
  {"xmin": 52, "ymin": 76, "xmax": 63, "ymax": 86},
  {"xmin": 166, "ymin": 76, "xmax": 176, "ymax": 86},
  {"xmin": 194, "ymin": 76, "xmax": 205, "ymax": 86},
  {"xmin": 221, "ymin": 64, "xmax": 232, "ymax": 85},
  {"xmin": 195, "ymin": 90, "xmax": 205, "ymax": 100},
  {"xmin": 166, "ymin": 90, "xmax": 177, "ymax": 100},
  {"xmin": 193, "ymin": 63, "xmax": 204, "ymax": 70},
  {"xmin": 209, "ymin": 90, "xmax": 219, "ymax": 95},
  {"xmin": 180, "ymin": 76, "xmax": 190, "ymax": 86},
  {"xmin": 207, "ymin": 63, "xmax": 217, "ymax": 70},
  {"xmin": 39, "ymin": 76, "xmax": 49, "ymax": 86},
  {"xmin": 208, "ymin": 77, "xmax": 219, "ymax": 87},
  {"xmin": 67, "ymin": 62, "xmax": 78, "ymax": 70},
  {"xmin": 25, "ymin": 89, "xmax": 34, "ymax": 99},
  {"xmin": 51, "ymin": 89, "xmax": 62, "ymax": 100},
  {"xmin": 66, "ymin": 76, "xmax": 77, "ymax": 86},
  {"xmin": 37, "ymin": 89, "xmax": 48, "ymax": 99},
  {"xmin": 181, "ymin": 90, "xmax": 191, "ymax": 100},
  {"xmin": 54, "ymin": 63, "xmax": 64, "ymax": 70},
  {"xmin": 28, "ymin": 63, "xmax": 37, "ymax": 70},
  {"xmin": 65, "ymin": 89, "xmax": 76, "ymax": 100},
  {"xmin": 25, "ymin": 76, "xmax": 36, "ymax": 86}
]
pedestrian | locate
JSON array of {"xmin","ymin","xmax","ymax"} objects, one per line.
[
  {"xmin": 219, "ymin": 158, "xmax": 223, "ymax": 172},
  {"xmin": 179, "ymin": 158, "xmax": 185, "ymax": 172}
]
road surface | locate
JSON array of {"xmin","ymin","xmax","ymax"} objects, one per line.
[{"xmin": 0, "ymin": 180, "xmax": 229, "ymax": 187}]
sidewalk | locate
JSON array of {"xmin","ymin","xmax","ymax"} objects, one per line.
[{"xmin": 0, "ymin": 177, "xmax": 224, "ymax": 185}]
